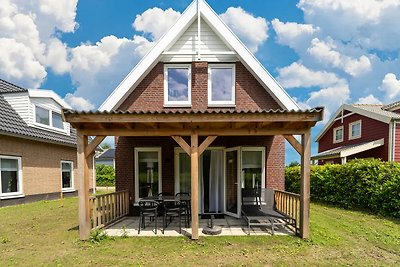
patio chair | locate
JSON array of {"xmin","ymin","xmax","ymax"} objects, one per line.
[
  {"xmin": 175, "ymin": 192, "xmax": 191, "ymax": 226},
  {"xmin": 241, "ymin": 188, "xmax": 296, "ymax": 235},
  {"xmin": 163, "ymin": 200, "xmax": 187, "ymax": 233},
  {"xmin": 138, "ymin": 200, "xmax": 164, "ymax": 234}
]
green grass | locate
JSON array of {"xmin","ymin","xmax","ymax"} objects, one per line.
[{"xmin": 0, "ymin": 198, "xmax": 399, "ymax": 266}]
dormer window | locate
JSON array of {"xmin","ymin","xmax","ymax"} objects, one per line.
[
  {"xmin": 208, "ymin": 64, "xmax": 235, "ymax": 107},
  {"xmin": 164, "ymin": 64, "xmax": 191, "ymax": 107},
  {"xmin": 35, "ymin": 106, "xmax": 64, "ymax": 130}
]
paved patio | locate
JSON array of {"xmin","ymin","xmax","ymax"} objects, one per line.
[{"xmin": 105, "ymin": 216, "xmax": 296, "ymax": 237}]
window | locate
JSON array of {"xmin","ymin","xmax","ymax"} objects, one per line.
[
  {"xmin": 0, "ymin": 156, "xmax": 23, "ymax": 198},
  {"xmin": 134, "ymin": 148, "xmax": 162, "ymax": 202},
  {"xmin": 349, "ymin": 120, "xmax": 361, "ymax": 139},
  {"xmin": 164, "ymin": 65, "xmax": 191, "ymax": 107},
  {"xmin": 61, "ymin": 161, "xmax": 74, "ymax": 191},
  {"xmin": 35, "ymin": 106, "xmax": 64, "ymax": 130},
  {"xmin": 333, "ymin": 126, "xmax": 344, "ymax": 143},
  {"xmin": 208, "ymin": 64, "xmax": 235, "ymax": 106},
  {"xmin": 241, "ymin": 147, "xmax": 265, "ymax": 190}
]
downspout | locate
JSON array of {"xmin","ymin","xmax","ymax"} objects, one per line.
[{"xmin": 389, "ymin": 120, "xmax": 394, "ymax": 161}]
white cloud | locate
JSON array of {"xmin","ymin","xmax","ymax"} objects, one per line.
[
  {"xmin": 220, "ymin": 7, "xmax": 268, "ymax": 53},
  {"xmin": 277, "ymin": 62, "xmax": 343, "ymax": 88},
  {"xmin": 356, "ymin": 94, "xmax": 382, "ymax": 104},
  {"xmin": 379, "ymin": 73, "xmax": 400, "ymax": 102},
  {"xmin": 44, "ymin": 38, "xmax": 70, "ymax": 74},
  {"xmin": 132, "ymin": 7, "xmax": 181, "ymax": 41},
  {"xmin": 271, "ymin": 19, "xmax": 318, "ymax": 52},
  {"xmin": 64, "ymin": 93, "xmax": 95, "ymax": 111},
  {"xmin": 308, "ymin": 38, "xmax": 371, "ymax": 76}
]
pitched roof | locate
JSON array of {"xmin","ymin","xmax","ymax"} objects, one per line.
[
  {"xmin": 99, "ymin": 0, "xmax": 299, "ymax": 112},
  {"xmin": 0, "ymin": 82, "xmax": 76, "ymax": 147},
  {"xmin": 316, "ymin": 103, "xmax": 400, "ymax": 141},
  {"xmin": 96, "ymin": 149, "xmax": 115, "ymax": 159}
]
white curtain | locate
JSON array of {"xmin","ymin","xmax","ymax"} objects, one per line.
[{"xmin": 209, "ymin": 150, "xmax": 224, "ymax": 213}]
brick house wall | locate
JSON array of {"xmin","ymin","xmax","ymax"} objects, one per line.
[
  {"xmin": 0, "ymin": 135, "xmax": 93, "ymax": 206},
  {"xmin": 318, "ymin": 113, "xmax": 390, "ymax": 163}
]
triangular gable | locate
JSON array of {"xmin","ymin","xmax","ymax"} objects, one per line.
[{"xmin": 99, "ymin": 0, "xmax": 299, "ymax": 111}]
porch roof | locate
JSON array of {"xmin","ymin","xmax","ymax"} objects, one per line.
[{"xmin": 63, "ymin": 107, "xmax": 324, "ymax": 136}]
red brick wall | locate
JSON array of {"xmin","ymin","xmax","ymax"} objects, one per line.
[
  {"xmin": 115, "ymin": 135, "xmax": 285, "ymax": 206},
  {"xmin": 118, "ymin": 62, "xmax": 281, "ymax": 111},
  {"xmin": 318, "ymin": 112, "xmax": 389, "ymax": 161}
]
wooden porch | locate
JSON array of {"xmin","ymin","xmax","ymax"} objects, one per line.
[{"xmin": 63, "ymin": 108, "xmax": 323, "ymax": 240}]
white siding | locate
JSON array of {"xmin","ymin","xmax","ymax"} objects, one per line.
[
  {"xmin": 31, "ymin": 97, "xmax": 70, "ymax": 134},
  {"xmin": 3, "ymin": 92, "xmax": 31, "ymax": 124},
  {"xmin": 162, "ymin": 18, "xmax": 237, "ymax": 62}
]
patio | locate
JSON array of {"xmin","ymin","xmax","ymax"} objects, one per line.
[{"xmin": 105, "ymin": 216, "xmax": 296, "ymax": 237}]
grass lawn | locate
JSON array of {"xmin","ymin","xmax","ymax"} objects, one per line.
[{"xmin": 0, "ymin": 198, "xmax": 399, "ymax": 266}]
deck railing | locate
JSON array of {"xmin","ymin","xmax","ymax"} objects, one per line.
[
  {"xmin": 89, "ymin": 190, "xmax": 130, "ymax": 229},
  {"xmin": 274, "ymin": 190, "xmax": 300, "ymax": 233}
]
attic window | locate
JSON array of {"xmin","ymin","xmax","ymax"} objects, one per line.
[
  {"xmin": 164, "ymin": 64, "xmax": 191, "ymax": 107},
  {"xmin": 349, "ymin": 120, "xmax": 361, "ymax": 140},
  {"xmin": 208, "ymin": 64, "xmax": 235, "ymax": 107},
  {"xmin": 333, "ymin": 126, "xmax": 344, "ymax": 143},
  {"xmin": 35, "ymin": 106, "xmax": 64, "ymax": 130}
]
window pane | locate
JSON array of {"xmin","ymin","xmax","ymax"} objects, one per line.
[
  {"xmin": 137, "ymin": 151, "xmax": 159, "ymax": 198},
  {"xmin": 241, "ymin": 151, "xmax": 262, "ymax": 189},
  {"xmin": 36, "ymin": 106, "xmax": 50, "ymax": 125},
  {"xmin": 168, "ymin": 68, "xmax": 189, "ymax": 101},
  {"xmin": 211, "ymin": 68, "xmax": 233, "ymax": 101},
  {"xmin": 179, "ymin": 153, "xmax": 191, "ymax": 193},
  {"xmin": 335, "ymin": 128, "xmax": 343, "ymax": 141},
  {"xmin": 52, "ymin": 112, "xmax": 64, "ymax": 129},
  {"xmin": 62, "ymin": 162, "xmax": 72, "ymax": 188},
  {"xmin": 352, "ymin": 123, "xmax": 360, "ymax": 136},
  {"xmin": 1, "ymin": 159, "xmax": 19, "ymax": 193}
]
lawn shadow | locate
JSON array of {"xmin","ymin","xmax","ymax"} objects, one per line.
[{"xmin": 68, "ymin": 225, "xmax": 79, "ymax": 231}]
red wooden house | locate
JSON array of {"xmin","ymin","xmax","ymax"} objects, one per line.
[{"xmin": 313, "ymin": 102, "xmax": 400, "ymax": 164}]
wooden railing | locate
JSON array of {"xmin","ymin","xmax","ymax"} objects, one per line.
[
  {"xmin": 89, "ymin": 190, "xmax": 130, "ymax": 229},
  {"xmin": 274, "ymin": 190, "xmax": 300, "ymax": 233}
]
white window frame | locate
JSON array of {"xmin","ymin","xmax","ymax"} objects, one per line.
[
  {"xmin": 333, "ymin": 126, "xmax": 344, "ymax": 143},
  {"xmin": 0, "ymin": 155, "xmax": 23, "ymax": 199},
  {"xmin": 61, "ymin": 161, "xmax": 74, "ymax": 192},
  {"xmin": 241, "ymin": 147, "xmax": 266, "ymax": 190},
  {"xmin": 164, "ymin": 64, "xmax": 192, "ymax": 107},
  {"xmin": 349, "ymin": 120, "xmax": 362, "ymax": 140},
  {"xmin": 34, "ymin": 104, "xmax": 65, "ymax": 132},
  {"xmin": 208, "ymin": 64, "xmax": 236, "ymax": 107},
  {"xmin": 134, "ymin": 147, "xmax": 162, "ymax": 203}
]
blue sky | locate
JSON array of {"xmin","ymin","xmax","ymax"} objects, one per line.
[{"xmin": 1, "ymin": 0, "xmax": 400, "ymax": 164}]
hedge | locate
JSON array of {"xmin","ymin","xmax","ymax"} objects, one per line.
[
  {"xmin": 285, "ymin": 159, "xmax": 400, "ymax": 218},
  {"xmin": 96, "ymin": 164, "xmax": 115, "ymax": 186}
]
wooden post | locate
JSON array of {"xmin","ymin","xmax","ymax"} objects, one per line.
[
  {"xmin": 300, "ymin": 128, "xmax": 311, "ymax": 239},
  {"xmin": 190, "ymin": 132, "xmax": 199, "ymax": 240},
  {"xmin": 77, "ymin": 132, "xmax": 91, "ymax": 240}
]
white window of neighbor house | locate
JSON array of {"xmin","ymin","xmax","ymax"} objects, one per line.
[
  {"xmin": 35, "ymin": 106, "xmax": 50, "ymax": 126},
  {"xmin": 61, "ymin": 161, "xmax": 74, "ymax": 192},
  {"xmin": 208, "ymin": 64, "xmax": 235, "ymax": 107},
  {"xmin": 0, "ymin": 156, "xmax": 23, "ymax": 198},
  {"xmin": 333, "ymin": 126, "xmax": 344, "ymax": 143},
  {"xmin": 164, "ymin": 65, "xmax": 191, "ymax": 107},
  {"xmin": 349, "ymin": 120, "xmax": 362, "ymax": 140},
  {"xmin": 35, "ymin": 105, "xmax": 65, "ymax": 130},
  {"xmin": 52, "ymin": 112, "xmax": 64, "ymax": 129}
]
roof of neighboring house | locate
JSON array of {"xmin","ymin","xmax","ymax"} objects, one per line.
[
  {"xmin": 311, "ymin": 138, "xmax": 385, "ymax": 160},
  {"xmin": 316, "ymin": 103, "xmax": 400, "ymax": 141},
  {"xmin": 0, "ymin": 80, "xmax": 76, "ymax": 147},
  {"xmin": 382, "ymin": 101, "xmax": 400, "ymax": 111},
  {"xmin": 96, "ymin": 149, "xmax": 115, "ymax": 160},
  {"xmin": 99, "ymin": 0, "xmax": 299, "ymax": 112}
]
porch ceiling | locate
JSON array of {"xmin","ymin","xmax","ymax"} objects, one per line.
[{"xmin": 63, "ymin": 107, "xmax": 324, "ymax": 136}]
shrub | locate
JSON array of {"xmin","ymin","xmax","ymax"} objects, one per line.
[
  {"xmin": 89, "ymin": 229, "xmax": 109, "ymax": 244},
  {"xmin": 96, "ymin": 164, "xmax": 115, "ymax": 186},
  {"xmin": 285, "ymin": 159, "xmax": 400, "ymax": 218}
]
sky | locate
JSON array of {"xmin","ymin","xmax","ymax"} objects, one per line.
[{"xmin": 1, "ymin": 0, "xmax": 400, "ymax": 164}]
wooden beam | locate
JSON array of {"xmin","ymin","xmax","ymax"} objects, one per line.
[
  {"xmin": 77, "ymin": 132, "xmax": 91, "ymax": 240},
  {"xmin": 190, "ymin": 132, "xmax": 199, "ymax": 240},
  {"xmin": 284, "ymin": 135, "xmax": 303, "ymax": 155},
  {"xmin": 198, "ymin": 136, "xmax": 217, "ymax": 155},
  {"xmin": 85, "ymin": 136, "xmax": 106, "ymax": 157},
  {"xmin": 171, "ymin": 136, "xmax": 191, "ymax": 155},
  {"xmin": 300, "ymin": 128, "xmax": 311, "ymax": 239}
]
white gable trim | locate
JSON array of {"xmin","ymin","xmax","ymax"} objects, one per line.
[
  {"xmin": 28, "ymin": 89, "xmax": 71, "ymax": 109},
  {"xmin": 99, "ymin": 0, "xmax": 299, "ymax": 111}
]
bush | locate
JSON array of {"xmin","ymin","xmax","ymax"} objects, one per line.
[
  {"xmin": 96, "ymin": 164, "xmax": 115, "ymax": 186},
  {"xmin": 285, "ymin": 159, "xmax": 400, "ymax": 218}
]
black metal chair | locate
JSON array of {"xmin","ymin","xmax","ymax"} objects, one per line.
[
  {"xmin": 175, "ymin": 192, "xmax": 190, "ymax": 227},
  {"xmin": 138, "ymin": 200, "xmax": 164, "ymax": 234},
  {"xmin": 163, "ymin": 200, "xmax": 186, "ymax": 233}
]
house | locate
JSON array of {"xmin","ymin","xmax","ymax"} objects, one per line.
[
  {"xmin": 95, "ymin": 148, "xmax": 115, "ymax": 167},
  {"xmin": 312, "ymin": 103, "xmax": 400, "ymax": 164},
  {"xmin": 63, "ymin": 0, "xmax": 323, "ymax": 240},
  {"xmin": 0, "ymin": 79, "xmax": 94, "ymax": 207}
]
